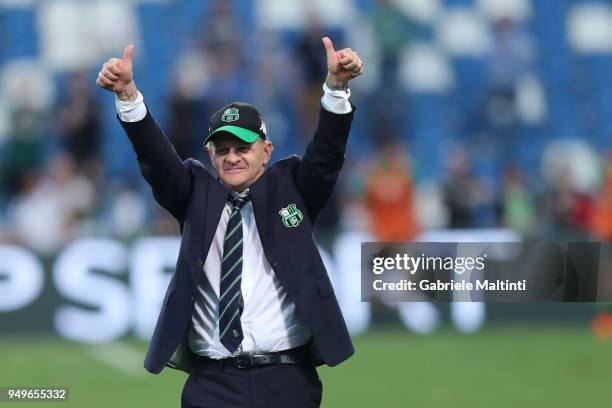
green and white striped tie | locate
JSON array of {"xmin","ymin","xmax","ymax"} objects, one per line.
[{"xmin": 218, "ymin": 194, "xmax": 249, "ymax": 353}]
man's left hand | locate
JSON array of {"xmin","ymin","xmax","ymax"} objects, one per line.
[{"xmin": 322, "ymin": 37, "xmax": 364, "ymax": 86}]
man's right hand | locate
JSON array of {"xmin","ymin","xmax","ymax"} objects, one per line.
[{"xmin": 96, "ymin": 44, "xmax": 137, "ymax": 102}]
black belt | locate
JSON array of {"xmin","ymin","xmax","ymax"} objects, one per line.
[{"xmin": 197, "ymin": 345, "xmax": 309, "ymax": 369}]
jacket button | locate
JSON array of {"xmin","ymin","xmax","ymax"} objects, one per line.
[
  {"xmin": 190, "ymin": 296, "xmax": 195, "ymax": 303},
  {"xmin": 197, "ymin": 259, "xmax": 203, "ymax": 268}
]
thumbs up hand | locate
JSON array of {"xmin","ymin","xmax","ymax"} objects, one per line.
[
  {"xmin": 322, "ymin": 37, "xmax": 364, "ymax": 87},
  {"xmin": 96, "ymin": 44, "xmax": 138, "ymax": 101}
]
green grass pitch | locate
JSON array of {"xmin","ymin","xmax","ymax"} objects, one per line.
[{"xmin": 0, "ymin": 326, "xmax": 610, "ymax": 407}]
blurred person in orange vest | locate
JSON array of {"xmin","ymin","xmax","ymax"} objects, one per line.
[
  {"xmin": 364, "ymin": 137, "xmax": 419, "ymax": 241},
  {"xmin": 589, "ymin": 153, "xmax": 612, "ymax": 241},
  {"xmin": 590, "ymin": 153, "xmax": 612, "ymax": 341}
]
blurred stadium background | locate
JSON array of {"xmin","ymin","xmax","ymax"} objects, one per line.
[{"xmin": 1, "ymin": 0, "xmax": 612, "ymax": 406}]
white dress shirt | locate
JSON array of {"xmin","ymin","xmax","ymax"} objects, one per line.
[{"xmin": 116, "ymin": 82, "xmax": 351, "ymax": 357}]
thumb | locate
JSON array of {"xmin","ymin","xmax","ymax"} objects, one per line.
[
  {"xmin": 322, "ymin": 37, "xmax": 336, "ymax": 62},
  {"xmin": 122, "ymin": 44, "xmax": 134, "ymax": 65}
]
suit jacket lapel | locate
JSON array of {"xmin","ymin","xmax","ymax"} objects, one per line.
[
  {"xmin": 250, "ymin": 170, "xmax": 268, "ymax": 246},
  {"xmin": 250, "ymin": 171, "xmax": 292, "ymax": 289},
  {"xmin": 197, "ymin": 178, "xmax": 227, "ymax": 281}
]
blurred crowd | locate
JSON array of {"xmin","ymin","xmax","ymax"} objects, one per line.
[{"xmin": 0, "ymin": 0, "xmax": 611, "ymax": 257}]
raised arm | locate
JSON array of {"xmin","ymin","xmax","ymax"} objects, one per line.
[
  {"xmin": 294, "ymin": 37, "xmax": 363, "ymax": 222},
  {"xmin": 96, "ymin": 45, "xmax": 192, "ymax": 223}
]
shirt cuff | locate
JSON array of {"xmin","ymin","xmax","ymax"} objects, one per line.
[
  {"xmin": 115, "ymin": 91, "xmax": 147, "ymax": 122},
  {"xmin": 321, "ymin": 82, "xmax": 352, "ymax": 114}
]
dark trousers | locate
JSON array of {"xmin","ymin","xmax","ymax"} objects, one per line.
[{"xmin": 181, "ymin": 358, "xmax": 323, "ymax": 408}]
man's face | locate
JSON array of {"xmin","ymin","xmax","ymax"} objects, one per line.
[{"xmin": 208, "ymin": 134, "xmax": 273, "ymax": 192}]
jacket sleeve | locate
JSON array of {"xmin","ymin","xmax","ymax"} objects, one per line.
[
  {"xmin": 118, "ymin": 107, "xmax": 193, "ymax": 224},
  {"xmin": 293, "ymin": 103, "xmax": 355, "ymax": 223}
]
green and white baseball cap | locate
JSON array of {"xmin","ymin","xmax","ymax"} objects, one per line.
[{"xmin": 204, "ymin": 101, "xmax": 268, "ymax": 145}]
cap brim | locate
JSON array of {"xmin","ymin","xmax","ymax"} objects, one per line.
[{"xmin": 204, "ymin": 125, "xmax": 260, "ymax": 145}]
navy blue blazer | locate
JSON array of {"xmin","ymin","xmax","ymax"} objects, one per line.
[{"xmin": 120, "ymin": 104, "xmax": 356, "ymax": 374}]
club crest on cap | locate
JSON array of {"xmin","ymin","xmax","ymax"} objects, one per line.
[{"xmin": 222, "ymin": 108, "xmax": 239, "ymax": 122}]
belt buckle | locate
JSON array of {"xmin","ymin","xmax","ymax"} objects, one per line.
[{"xmin": 235, "ymin": 355, "xmax": 252, "ymax": 369}]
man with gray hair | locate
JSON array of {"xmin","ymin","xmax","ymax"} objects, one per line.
[{"xmin": 96, "ymin": 36, "xmax": 363, "ymax": 407}]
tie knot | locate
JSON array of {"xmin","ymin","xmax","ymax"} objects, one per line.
[{"xmin": 229, "ymin": 194, "xmax": 250, "ymax": 210}]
